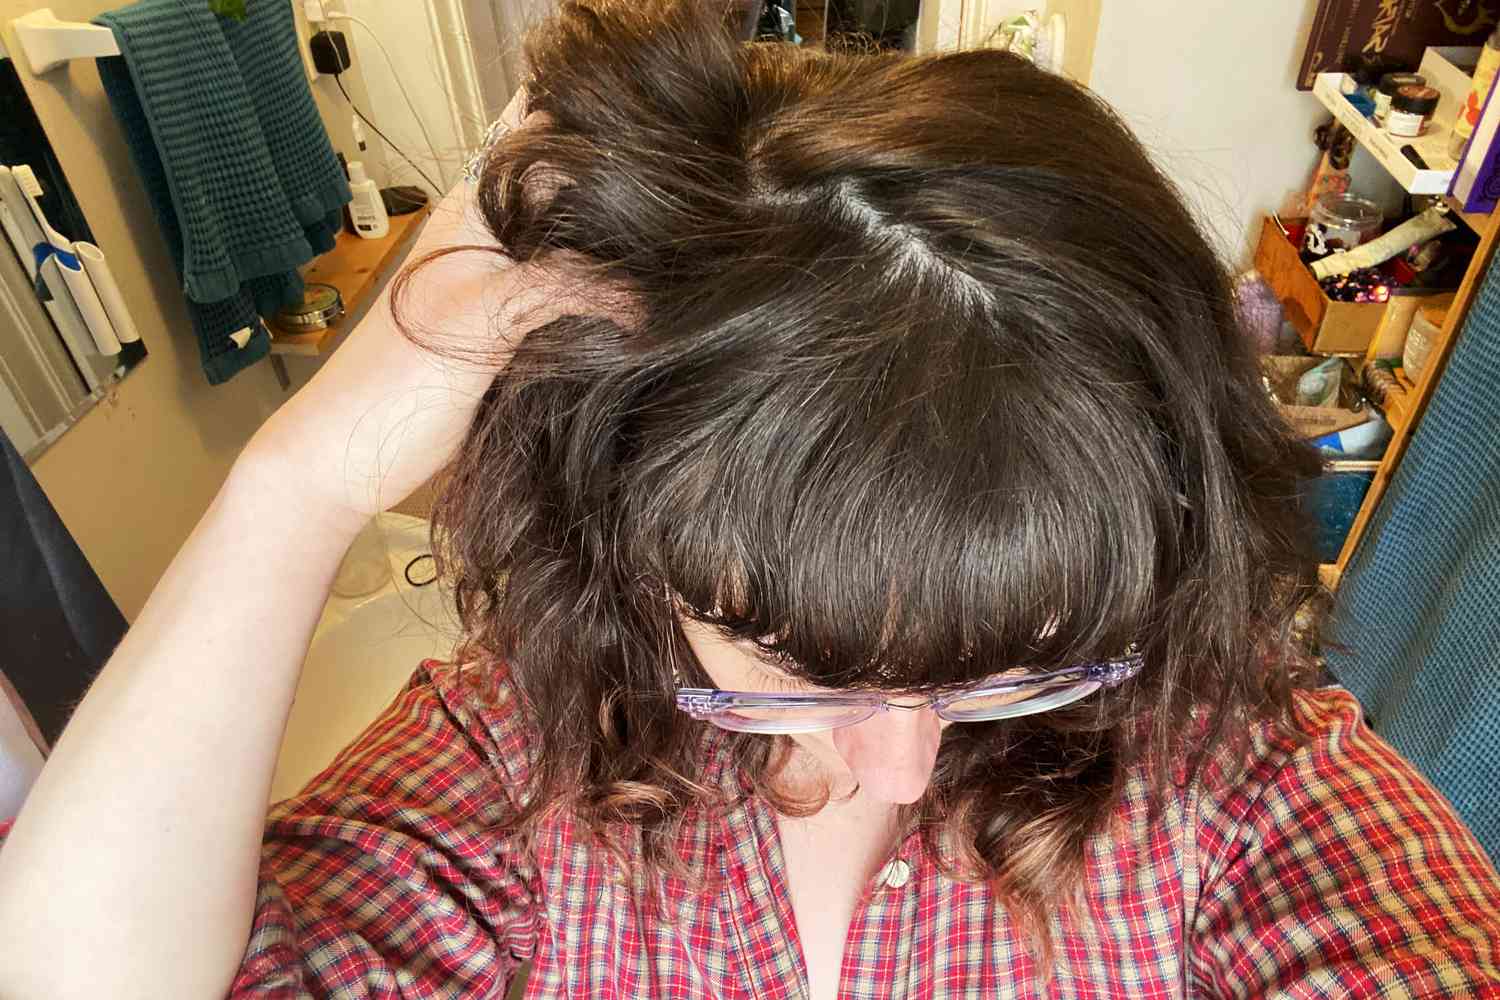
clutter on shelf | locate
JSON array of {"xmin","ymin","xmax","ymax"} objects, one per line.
[
  {"xmin": 1258, "ymin": 355, "xmax": 1390, "ymax": 460},
  {"xmin": 1279, "ymin": 22, "xmax": 1500, "ymax": 577},
  {"xmin": 1312, "ymin": 47, "xmax": 1479, "ymax": 196},
  {"xmin": 1240, "ymin": 157, "xmax": 1477, "ymax": 564},
  {"xmin": 1252, "ymin": 198, "xmax": 1470, "ymax": 355},
  {"xmin": 1307, "ymin": 204, "xmax": 1456, "ymax": 280},
  {"xmin": 1257, "ymin": 354, "xmax": 1387, "ymax": 563},
  {"xmin": 1315, "ymin": 41, "xmax": 1500, "ymax": 210}
]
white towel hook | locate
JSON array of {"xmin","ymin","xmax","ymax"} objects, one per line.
[{"xmin": 10, "ymin": 8, "xmax": 120, "ymax": 76}]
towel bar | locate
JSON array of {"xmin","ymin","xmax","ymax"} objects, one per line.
[{"xmin": 8, "ymin": 8, "xmax": 120, "ymax": 76}]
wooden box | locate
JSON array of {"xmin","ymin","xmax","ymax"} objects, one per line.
[{"xmin": 1254, "ymin": 215, "xmax": 1389, "ymax": 354}]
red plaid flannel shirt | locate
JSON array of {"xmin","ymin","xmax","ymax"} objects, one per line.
[{"xmin": 6, "ymin": 660, "xmax": 1497, "ymax": 997}]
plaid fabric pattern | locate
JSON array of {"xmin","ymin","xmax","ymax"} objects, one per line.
[{"xmin": 222, "ymin": 661, "xmax": 1500, "ymax": 998}]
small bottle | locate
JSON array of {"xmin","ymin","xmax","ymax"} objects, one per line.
[{"xmin": 346, "ymin": 160, "xmax": 390, "ymax": 239}]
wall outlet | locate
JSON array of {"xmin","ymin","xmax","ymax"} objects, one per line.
[{"xmin": 304, "ymin": 0, "xmax": 326, "ymax": 20}]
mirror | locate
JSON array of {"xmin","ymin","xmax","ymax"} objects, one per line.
[{"xmin": 0, "ymin": 57, "xmax": 146, "ymax": 463}]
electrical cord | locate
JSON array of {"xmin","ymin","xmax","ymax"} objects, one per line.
[
  {"xmin": 326, "ymin": 12, "xmax": 449, "ymax": 192},
  {"xmin": 334, "ymin": 74, "xmax": 442, "ymax": 195}
]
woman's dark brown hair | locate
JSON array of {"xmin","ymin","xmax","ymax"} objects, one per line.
[{"xmin": 404, "ymin": 0, "xmax": 1322, "ymax": 953}]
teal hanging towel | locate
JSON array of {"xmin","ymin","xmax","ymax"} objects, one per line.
[{"xmin": 94, "ymin": 0, "xmax": 351, "ymax": 384}]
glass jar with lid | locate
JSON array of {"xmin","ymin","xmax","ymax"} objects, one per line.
[{"xmin": 1305, "ymin": 193, "xmax": 1382, "ymax": 256}]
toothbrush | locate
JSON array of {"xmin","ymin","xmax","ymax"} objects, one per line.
[
  {"xmin": 9, "ymin": 163, "xmax": 123, "ymax": 356},
  {"xmin": 1, "ymin": 165, "xmax": 100, "ymax": 377},
  {"xmin": 11, "ymin": 164, "xmax": 138, "ymax": 346},
  {"xmin": 10, "ymin": 164, "xmax": 74, "ymax": 250},
  {"xmin": 0, "ymin": 167, "xmax": 48, "ymax": 280}
]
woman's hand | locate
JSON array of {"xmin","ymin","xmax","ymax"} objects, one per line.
[{"xmin": 249, "ymin": 88, "xmax": 609, "ymax": 536}]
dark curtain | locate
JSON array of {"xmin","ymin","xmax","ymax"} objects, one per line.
[{"xmin": 0, "ymin": 431, "xmax": 126, "ymax": 746}]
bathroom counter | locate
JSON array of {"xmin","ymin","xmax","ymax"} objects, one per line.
[{"xmin": 267, "ymin": 204, "xmax": 432, "ymax": 356}]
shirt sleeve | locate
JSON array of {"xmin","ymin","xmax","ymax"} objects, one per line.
[
  {"xmin": 230, "ymin": 660, "xmax": 539, "ymax": 999},
  {"xmin": 1191, "ymin": 687, "xmax": 1500, "ymax": 998}
]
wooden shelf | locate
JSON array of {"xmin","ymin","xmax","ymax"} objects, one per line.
[
  {"xmin": 1313, "ymin": 72, "xmax": 1459, "ymax": 195},
  {"xmin": 1304, "ymin": 54, "xmax": 1494, "ymax": 591},
  {"xmin": 268, "ymin": 205, "xmax": 431, "ymax": 356}
]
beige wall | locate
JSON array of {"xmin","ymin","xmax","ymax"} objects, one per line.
[
  {"xmin": 1, "ymin": 0, "xmax": 388, "ymax": 618},
  {"xmin": 1087, "ymin": 0, "xmax": 1401, "ymax": 266}
]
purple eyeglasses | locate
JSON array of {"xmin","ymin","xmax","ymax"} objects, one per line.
[{"xmin": 674, "ymin": 647, "xmax": 1144, "ymax": 734}]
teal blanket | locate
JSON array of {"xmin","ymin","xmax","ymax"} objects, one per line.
[
  {"xmin": 1326, "ymin": 250, "xmax": 1500, "ymax": 865},
  {"xmin": 96, "ymin": 0, "xmax": 350, "ymax": 383}
]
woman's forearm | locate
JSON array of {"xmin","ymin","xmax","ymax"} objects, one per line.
[
  {"xmin": 0, "ymin": 180, "xmax": 511, "ymax": 997},
  {"xmin": 0, "ymin": 452, "xmax": 364, "ymax": 999},
  {"xmin": 0, "ymin": 167, "xmax": 598, "ymax": 997}
]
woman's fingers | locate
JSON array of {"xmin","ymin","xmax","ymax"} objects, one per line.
[{"xmin": 255, "ymin": 174, "xmax": 636, "ymax": 525}]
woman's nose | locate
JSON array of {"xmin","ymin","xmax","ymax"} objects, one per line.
[{"xmin": 831, "ymin": 703, "xmax": 946, "ymax": 805}]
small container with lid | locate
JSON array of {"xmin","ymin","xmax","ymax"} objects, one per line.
[
  {"xmin": 272, "ymin": 282, "xmax": 345, "ymax": 333},
  {"xmin": 1374, "ymin": 72, "xmax": 1425, "ymax": 124},
  {"xmin": 1403, "ymin": 301, "xmax": 1448, "ymax": 382},
  {"xmin": 1386, "ymin": 84, "xmax": 1440, "ymax": 138},
  {"xmin": 1304, "ymin": 193, "xmax": 1383, "ymax": 256}
]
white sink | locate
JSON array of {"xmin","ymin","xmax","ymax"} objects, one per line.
[{"xmin": 269, "ymin": 513, "xmax": 462, "ymax": 803}]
